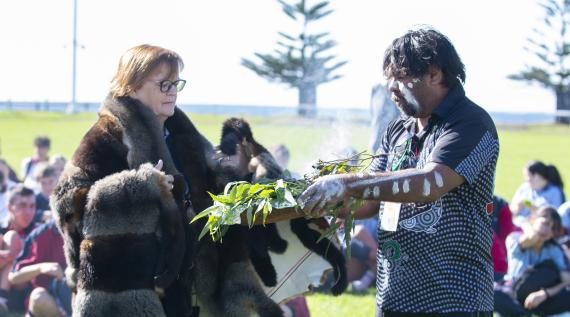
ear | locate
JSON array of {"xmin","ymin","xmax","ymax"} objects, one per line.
[
  {"xmin": 427, "ymin": 66, "xmax": 444, "ymax": 87},
  {"xmin": 128, "ymin": 87, "xmax": 138, "ymax": 99}
]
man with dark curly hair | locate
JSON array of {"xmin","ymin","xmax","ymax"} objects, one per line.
[{"xmin": 298, "ymin": 27, "xmax": 499, "ymax": 317}]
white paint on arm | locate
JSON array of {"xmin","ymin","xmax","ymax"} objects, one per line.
[
  {"xmin": 402, "ymin": 179, "xmax": 410, "ymax": 193},
  {"xmin": 423, "ymin": 178, "xmax": 431, "ymax": 197},
  {"xmin": 363, "ymin": 187, "xmax": 371, "ymax": 199},
  {"xmin": 373, "ymin": 186, "xmax": 380, "ymax": 198},
  {"xmin": 434, "ymin": 171, "xmax": 444, "ymax": 188},
  {"xmin": 392, "ymin": 181, "xmax": 399, "ymax": 195}
]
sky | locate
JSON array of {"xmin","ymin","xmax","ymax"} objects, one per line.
[{"xmin": 0, "ymin": 0, "xmax": 557, "ymax": 113}]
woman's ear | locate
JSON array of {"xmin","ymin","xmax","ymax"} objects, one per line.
[{"xmin": 128, "ymin": 88, "xmax": 138, "ymax": 99}]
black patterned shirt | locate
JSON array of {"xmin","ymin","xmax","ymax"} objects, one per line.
[{"xmin": 369, "ymin": 85, "xmax": 499, "ymax": 312}]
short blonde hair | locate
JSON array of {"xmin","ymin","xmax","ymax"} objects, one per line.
[{"xmin": 110, "ymin": 44, "xmax": 184, "ymax": 98}]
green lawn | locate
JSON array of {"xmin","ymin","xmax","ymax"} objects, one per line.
[
  {"xmin": 1, "ymin": 111, "xmax": 568, "ymax": 201},
  {"xmin": 1, "ymin": 112, "xmax": 569, "ymax": 317}
]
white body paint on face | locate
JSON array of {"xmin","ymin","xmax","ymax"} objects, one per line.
[
  {"xmin": 403, "ymin": 179, "xmax": 410, "ymax": 193},
  {"xmin": 392, "ymin": 181, "xmax": 399, "ymax": 194},
  {"xmin": 423, "ymin": 178, "xmax": 431, "ymax": 197},
  {"xmin": 373, "ymin": 186, "xmax": 380, "ymax": 198},
  {"xmin": 434, "ymin": 171, "xmax": 444, "ymax": 188},
  {"xmin": 363, "ymin": 187, "xmax": 371, "ymax": 199}
]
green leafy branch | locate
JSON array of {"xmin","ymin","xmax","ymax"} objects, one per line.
[{"xmin": 192, "ymin": 152, "xmax": 383, "ymax": 253}]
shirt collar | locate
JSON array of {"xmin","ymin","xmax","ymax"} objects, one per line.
[{"xmin": 432, "ymin": 84, "xmax": 466, "ymax": 119}]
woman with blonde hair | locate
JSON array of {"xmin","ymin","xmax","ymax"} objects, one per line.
[{"xmin": 52, "ymin": 44, "xmax": 218, "ymax": 317}]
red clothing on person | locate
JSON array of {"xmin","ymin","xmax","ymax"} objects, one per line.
[
  {"xmin": 491, "ymin": 200, "xmax": 518, "ymax": 274},
  {"xmin": 13, "ymin": 221, "xmax": 65, "ymax": 290}
]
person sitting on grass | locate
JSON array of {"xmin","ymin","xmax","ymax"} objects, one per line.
[
  {"xmin": 494, "ymin": 206, "xmax": 570, "ymax": 316},
  {"xmin": 0, "ymin": 159, "xmax": 18, "ymax": 223},
  {"xmin": 9, "ymin": 220, "xmax": 70, "ymax": 317},
  {"xmin": 510, "ymin": 160, "xmax": 565, "ymax": 227},
  {"xmin": 0, "ymin": 185, "xmax": 37, "ymax": 316},
  {"xmin": 32, "ymin": 164, "xmax": 58, "ymax": 224},
  {"xmin": 21, "ymin": 136, "xmax": 51, "ymax": 192}
]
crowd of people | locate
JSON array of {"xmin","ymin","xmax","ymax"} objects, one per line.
[
  {"xmin": 492, "ymin": 162, "xmax": 570, "ymax": 316},
  {"xmin": 0, "ymin": 136, "xmax": 71, "ymax": 317}
]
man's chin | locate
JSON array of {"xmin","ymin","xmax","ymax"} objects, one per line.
[{"xmin": 397, "ymin": 104, "xmax": 418, "ymax": 117}]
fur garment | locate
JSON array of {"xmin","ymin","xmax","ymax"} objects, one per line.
[{"xmin": 52, "ymin": 95, "xmax": 216, "ymax": 317}]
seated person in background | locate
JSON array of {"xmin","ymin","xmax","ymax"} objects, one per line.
[
  {"xmin": 271, "ymin": 144, "xmax": 301, "ymax": 179},
  {"xmin": 510, "ymin": 160, "xmax": 565, "ymax": 227},
  {"xmin": 494, "ymin": 206, "xmax": 570, "ymax": 316},
  {"xmin": 491, "ymin": 195, "xmax": 518, "ymax": 282},
  {"xmin": 0, "ymin": 159, "xmax": 18, "ymax": 184},
  {"xmin": 345, "ymin": 218, "xmax": 378, "ymax": 292},
  {"xmin": 558, "ymin": 201, "xmax": 570, "ymax": 236},
  {"xmin": 20, "ymin": 136, "xmax": 50, "ymax": 192},
  {"xmin": 0, "ymin": 159, "xmax": 19, "ymax": 223},
  {"xmin": 33, "ymin": 164, "xmax": 58, "ymax": 224},
  {"xmin": 271, "ymin": 144, "xmax": 290, "ymax": 171},
  {"xmin": 47, "ymin": 155, "xmax": 66, "ymax": 181},
  {"xmin": 9, "ymin": 220, "xmax": 70, "ymax": 317},
  {"xmin": 0, "ymin": 185, "xmax": 36, "ymax": 315}
]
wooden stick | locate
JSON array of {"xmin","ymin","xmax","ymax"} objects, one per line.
[{"xmin": 240, "ymin": 207, "xmax": 306, "ymax": 225}]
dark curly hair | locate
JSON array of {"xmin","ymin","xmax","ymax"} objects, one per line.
[{"xmin": 383, "ymin": 27, "xmax": 466, "ymax": 88}]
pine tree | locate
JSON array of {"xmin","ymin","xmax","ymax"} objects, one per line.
[
  {"xmin": 241, "ymin": 0, "xmax": 347, "ymax": 117},
  {"xmin": 509, "ymin": 0, "xmax": 570, "ymax": 124}
]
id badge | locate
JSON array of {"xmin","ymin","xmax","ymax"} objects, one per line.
[{"xmin": 380, "ymin": 202, "xmax": 401, "ymax": 232}]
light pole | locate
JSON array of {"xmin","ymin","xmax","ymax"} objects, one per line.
[{"xmin": 66, "ymin": 0, "xmax": 78, "ymax": 114}]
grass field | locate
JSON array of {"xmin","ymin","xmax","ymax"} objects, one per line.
[
  {"xmin": 1, "ymin": 111, "xmax": 568, "ymax": 200},
  {"xmin": 0, "ymin": 111, "xmax": 569, "ymax": 317}
]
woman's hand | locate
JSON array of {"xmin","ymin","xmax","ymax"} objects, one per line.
[
  {"xmin": 524, "ymin": 289, "xmax": 548, "ymax": 309},
  {"xmin": 154, "ymin": 159, "xmax": 174, "ymax": 190}
]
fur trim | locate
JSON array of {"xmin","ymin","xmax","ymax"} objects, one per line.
[
  {"xmin": 102, "ymin": 96, "xmax": 179, "ymax": 176},
  {"xmin": 83, "ymin": 163, "xmax": 164, "ymax": 238},
  {"xmin": 73, "ymin": 289, "xmax": 165, "ymax": 317}
]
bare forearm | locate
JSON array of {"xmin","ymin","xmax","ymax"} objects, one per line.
[
  {"xmin": 546, "ymin": 281, "xmax": 567, "ymax": 298},
  {"xmin": 345, "ymin": 165, "xmax": 460, "ymax": 204},
  {"xmin": 8, "ymin": 264, "xmax": 42, "ymax": 285}
]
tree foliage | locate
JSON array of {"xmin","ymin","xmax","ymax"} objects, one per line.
[
  {"xmin": 510, "ymin": 0, "xmax": 570, "ymax": 123},
  {"xmin": 509, "ymin": 0, "xmax": 570, "ymax": 89},
  {"xmin": 241, "ymin": 0, "xmax": 347, "ymax": 116}
]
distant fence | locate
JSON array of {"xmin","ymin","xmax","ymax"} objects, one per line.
[
  {"xmin": 0, "ymin": 101, "xmax": 568, "ymax": 125},
  {"xmin": 0, "ymin": 101, "xmax": 371, "ymax": 122}
]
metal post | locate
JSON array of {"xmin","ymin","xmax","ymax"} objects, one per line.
[{"xmin": 67, "ymin": 0, "xmax": 78, "ymax": 114}]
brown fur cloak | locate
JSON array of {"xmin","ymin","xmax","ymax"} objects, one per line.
[{"xmin": 52, "ymin": 95, "xmax": 218, "ymax": 317}]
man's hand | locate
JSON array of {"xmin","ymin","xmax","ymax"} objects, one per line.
[
  {"xmin": 297, "ymin": 174, "xmax": 348, "ymax": 218},
  {"xmin": 154, "ymin": 159, "xmax": 174, "ymax": 191},
  {"xmin": 524, "ymin": 289, "xmax": 548, "ymax": 309}
]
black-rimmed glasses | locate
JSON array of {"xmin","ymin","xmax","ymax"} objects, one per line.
[{"xmin": 154, "ymin": 79, "xmax": 186, "ymax": 93}]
